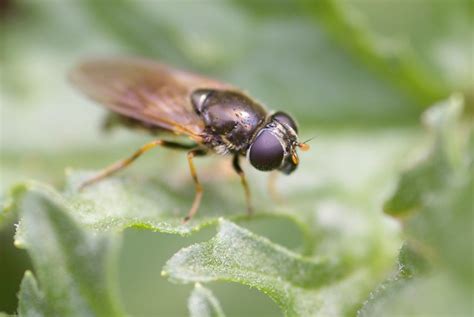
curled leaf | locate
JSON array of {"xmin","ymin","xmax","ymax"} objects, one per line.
[
  {"xmin": 188, "ymin": 284, "xmax": 226, "ymax": 317},
  {"xmin": 163, "ymin": 219, "xmax": 367, "ymax": 316}
]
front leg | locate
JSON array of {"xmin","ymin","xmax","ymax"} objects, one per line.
[{"xmin": 232, "ymin": 155, "xmax": 253, "ymax": 216}]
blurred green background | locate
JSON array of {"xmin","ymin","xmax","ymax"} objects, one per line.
[{"xmin": 1, "ymin": 0, "xmax": 472, "ymax": 316}]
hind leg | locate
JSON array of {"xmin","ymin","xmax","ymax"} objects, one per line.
[{"xmin": 79, "ymin": 140, "xmax": 196, "ymax": 190}]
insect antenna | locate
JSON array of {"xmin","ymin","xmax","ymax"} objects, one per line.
[{"xmin": 297, "ymin": 136, "xmax": 316, "ymax": 151}]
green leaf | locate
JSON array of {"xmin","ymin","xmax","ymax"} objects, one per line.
[
  {"xmin": 1, "ymin": 126, "xmax": 411, "ymax": 315},
  {"xmin": 359, "ymin": 272, "xmax": 473, "ymax": 317},
  {"xmin": 163, "ymin": 219, "xmax": 345, "ymax": 287},
  {"xmin": 188, "ymin": 284, "xmax": 226, "ymax": 317},
  {"xmin": 383, "ymin": 95, "xmax": 464, "ymax": 216},
  {"xmin": 5, "ymin": 170, "xmax": 312, "ymax": 244},
  {"xmin": 15, "ymin": 189, "xmax": 125, "ymax": 316},
  {"xmin": 301, "ymin": 0, "xmax": 448, "ymax": 107},
  {"xmin": 342, "ymin": 0, "xmax": 474, "ymax": 95},
  {"xmin": 360, "ymin": 96, "xmax": 473, "ymax": 316},
  {"xmin": 396, "ymin": 243, "xmax": 430, "ymax": 279},
  {"xmin": 18, "ymin": 271, "xmax": 45, "ymax": 317},
  {"xmin": 163, "ymin": 219, "xmax": 375, "ymax": 316},
  {"xmin": 357, "ymin": 244, "xmax": 428, "ymax": 317},
  {"xmin": 405, "ymin": 149, "xmax": 474, "ymax": 284}
]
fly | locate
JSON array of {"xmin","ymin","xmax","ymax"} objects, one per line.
[{"xmin": 70, "ymin": 57, "xmax": 309, "ymax": 222}]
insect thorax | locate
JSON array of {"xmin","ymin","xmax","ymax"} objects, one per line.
[{"xmin": 192, "ymin": 89, "xmax": 268, "ymax": 155}]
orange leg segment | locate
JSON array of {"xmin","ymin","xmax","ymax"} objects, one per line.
[{"xmin": 79, "ymin": 139, "xmax": 196, "ymax": 190}]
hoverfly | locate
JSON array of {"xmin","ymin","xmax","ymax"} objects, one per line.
[{"xmin": 70, "ymin": 57, "xmax": 309, "ymax": 222}]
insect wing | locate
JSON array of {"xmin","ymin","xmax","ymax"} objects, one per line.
[{"xmin": 70, "ymin": 57, "xmax": 236, "ymax": 138}]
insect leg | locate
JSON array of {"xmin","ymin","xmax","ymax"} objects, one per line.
[
  {"xmin": 183, "ymin": 149, "xmax": 208, "ymax": 223},
  {"xmin": 232, "ymin": 155, "xmax": 253, "ymax": 216},
  {"xmin": 79, "ymin": 140, "xmax": 196, "ymax": 190}
]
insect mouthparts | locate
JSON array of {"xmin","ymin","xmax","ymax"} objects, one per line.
[{"xmin": 298, "ymin": 143, "xmax": 310, "ymax": 151}]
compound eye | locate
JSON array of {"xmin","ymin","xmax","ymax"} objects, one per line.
[
  {"xmin": 249, "ymin": 130, "xmax": 284, "ymax": 171},
  {"xmin": 272, "ymin": 112, "xmax": 298, "ymax": 133}
]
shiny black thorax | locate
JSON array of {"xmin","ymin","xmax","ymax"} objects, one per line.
[{"xmin": 191, "ymin": 89, "xmax": 267, "ymax": 155}]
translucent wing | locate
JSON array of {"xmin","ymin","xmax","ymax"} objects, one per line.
[{"xmin": 70, "ymin": 57, "xmax": 237, "ymax": 139}]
